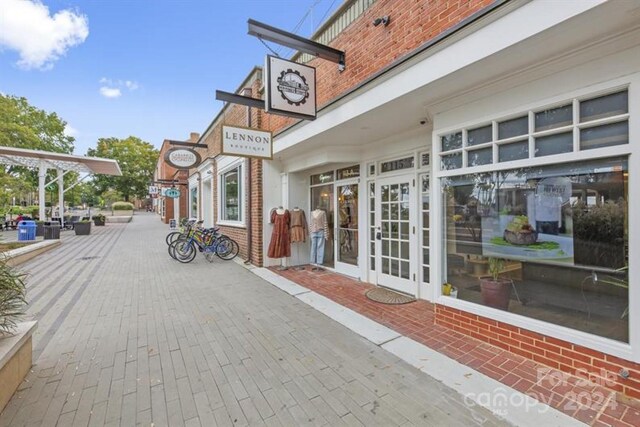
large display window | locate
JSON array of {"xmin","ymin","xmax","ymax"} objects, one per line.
[{"xmin": 442, "ymin": 157, "xmax": 629, "ymax": 342}]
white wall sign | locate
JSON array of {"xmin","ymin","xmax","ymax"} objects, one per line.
[
  {"xmin": 265, "ymin": 55, "xmax": 316, "ymax": 120},
  {"xmin": 221, "ymin": 125, "xmax": 273, "ymax": 160},
  {"xmin": 164, "ymin": 147, "xmax": 201, "ymax": 169},
  {"xmin": 148, "ymin": 185, "xmax": 159, "ymax": 195}
]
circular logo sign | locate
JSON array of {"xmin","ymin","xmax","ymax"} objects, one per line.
[
  {"xmin": 164, "ymin": 188, "xmax": 181, "ymax": 198},
  {"xmin": 276, "ymin": 69, "xmax": 309, "ymax": 105},
  {"xmin": 164, "ymin": 148, "xmax": 201, "ymax": 169}
]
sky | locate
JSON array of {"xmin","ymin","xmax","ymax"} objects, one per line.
[{"xmin": 0, "ymin": 0, "xmax": 342, "ymax": 155}]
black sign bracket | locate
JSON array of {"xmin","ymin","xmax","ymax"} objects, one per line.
[{"xmin": 248, "ymin": 19, "xmax": 345, "ymax": 71}]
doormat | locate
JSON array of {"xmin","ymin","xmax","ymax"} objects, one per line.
[{"xmin": 365, "ymin": 287, "xmax": 416, "ymax": 305}]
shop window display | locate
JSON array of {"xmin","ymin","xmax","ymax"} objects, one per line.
[{"xmin": 442, "ymin": 157, "xmax": 629, "ymax": 342}]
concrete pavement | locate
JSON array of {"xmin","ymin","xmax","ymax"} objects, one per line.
[{"xmin": 0, "ymin": 213, "xmax": 507, "ymax": 426}]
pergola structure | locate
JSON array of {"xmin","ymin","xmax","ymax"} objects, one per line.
[{"xmin": 0, "ymin": 146, "xmax": 122, "ymax": 228}]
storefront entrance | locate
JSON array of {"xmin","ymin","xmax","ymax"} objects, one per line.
[
  {"xmin": 375, "ymin": 175, "xmax": 416, "ymax": 294},
  {"xmin": 336, "ymin": 182, "xmax": 359, "ymax": 276}
]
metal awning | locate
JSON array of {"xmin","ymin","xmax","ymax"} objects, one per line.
[
  {"xmin": 0, "ymin": 146, "xmax": 122, "ymax": 227},
  {"xmin": 0, "ymin": 146, "xmax": 121, "ymax": 175}
]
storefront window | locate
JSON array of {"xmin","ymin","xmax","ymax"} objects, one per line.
[
  {"xmin": 442, "ymin": 157, "xmax": 629, "ymax": 342},
  {"xmin": 222, "ymin": 166, "xmax": 241, "ymax": 222}
]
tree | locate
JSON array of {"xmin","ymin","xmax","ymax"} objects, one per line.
[
  {"xmin": 0, "ymin": 94, "xmax": 74, "ymax": 153},
  {"xmin": 87, "ymin": 137, "xmax": 158, "ymax": 201},
  {"xmin": 0, "ymin": 94, "xmax": 75, "ymax": 193}
]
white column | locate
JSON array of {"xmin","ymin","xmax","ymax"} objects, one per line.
[
  {"xmin": 38, "ymin": 160, "xmax": 47, "ymax": 220},
  {"xmin": 57, "ymin": 169, "xmax": 64, "ymax": 228}
]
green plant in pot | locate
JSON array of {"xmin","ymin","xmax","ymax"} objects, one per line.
[
  {"xmin": 0, "ymin": 259, "xmax": 27, "ymax": 334},
  {"xmin": 479, "ymin": 257, "xmax": 512, "ymax": 310},
  {"xmin": 92, "ymin": 214, "xmax": 106, "ymax": 226},
  {"xmin": 74, "ymin": 220, "xmax": 92, "ymax": 236}
]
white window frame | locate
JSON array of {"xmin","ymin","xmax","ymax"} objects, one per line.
[
  {"xmin": 217, "ymin": 158, "xmax": 246, "ymax": 227},
  {"xmin": 431, "ymin": 77, "xmax": 638, "ymax": 362}
]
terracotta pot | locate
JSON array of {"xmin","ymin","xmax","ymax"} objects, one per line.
[{"xmin": 480, "ymin": 277, "xmax": 512, "ymax": 310}]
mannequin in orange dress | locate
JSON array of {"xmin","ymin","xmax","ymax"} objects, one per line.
[
  {"xmin": 268, "ymin": 207, "xmax": 291, "ymax": 259},
  {"xmin": 289, "ymin": 207, "xmax": 307, "ymax": 269}
]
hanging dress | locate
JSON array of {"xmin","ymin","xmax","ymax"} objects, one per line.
[
  {"xmin": 290, "ymin": 209, "xmax": 307, "ymax": 243},
  {"xmin": 268, "ymin": 209, "xmax": 291, "ymax": 258}
]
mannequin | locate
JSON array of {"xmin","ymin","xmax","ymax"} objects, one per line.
[
  {"xmin": 268, "ymin": 206, "xmax": 291, "ymax": 269},
  {"xmin": 289, "ymin": 207, "xmax": 307, "ymax": 270},
  {"xmin": 309, "ymin": 208, "xmax": 328, "ymax": 271}
]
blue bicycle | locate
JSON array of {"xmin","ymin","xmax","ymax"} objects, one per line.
[{"xmin": 169, "ymin": 226, "xmax": 239, "ymax": 263}]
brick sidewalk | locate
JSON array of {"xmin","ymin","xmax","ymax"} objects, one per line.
[
  {"xmin": 274, "ymin": 266, "xmax": 640, "ymax": 427},
  {"xmin": 0, "ymin": 213, "xmax": 506, "ymax": 426}
]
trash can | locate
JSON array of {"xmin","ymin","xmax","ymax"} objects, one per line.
[
  {"xmin": 44, "ymin": 222, "xmax": 61, "ymax": 240},
  {"xmin": 17, "ymin": 220, "xmax": 37, "ymax": 241}
]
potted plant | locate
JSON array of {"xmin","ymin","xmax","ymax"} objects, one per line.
[
  {"xmin": 480, "ymin": 257, "xmax": 511, "ymax": 310},
  {"xmin": 74, "ymin": 220, "xmax": 91, "ymax": 235},
  {"xmin": 0, "ymin": 259, "xmax": 27, "ymax": 334},
  {"xmin": 92, "ymin": 214, "xmax": 105, "ymax": 226},
  {"xmin": 0, "ymin": 257, "xmax": 35, "ymax": 414}
]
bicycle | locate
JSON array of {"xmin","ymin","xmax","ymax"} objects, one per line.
[
  {"xmin": 165, "ymin": 219, "xmax": 201, "ymax": 245},
  {"xmin": 169, "ymin": 227, "xmax": 239, "ymax": 263}
]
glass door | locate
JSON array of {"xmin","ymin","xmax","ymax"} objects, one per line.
[
  {"xmin": 335, "ymin": 182, "xmax": 359, "ymax": 276},
  {"xmin": 376, "ymin": 176, "xmax": 416, "ymax": 294},
  {"xmin": 310, "ymin": 184, "xmax": 334, "ymax": 267}
]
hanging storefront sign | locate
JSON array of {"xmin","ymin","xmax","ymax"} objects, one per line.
[
  {"xmin": 164, "ymin": 188, "xmax": 181, "ymax": 198},
  {"xmin": 221, "ymin": 125, "xmax": 273, "ymax": 160},
  {"xmin": 164, "ymin": 147, "xmax": 201, "ymax": 169},
  {"xmin": 148, "ymin": 185, "xmax": 159, "ymax": 195},
  {"xmin": 265, "ymin": 55, "xmax": 316, "ymax": 120}
]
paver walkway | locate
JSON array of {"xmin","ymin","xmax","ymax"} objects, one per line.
[{"xmin": 0, "ymin": 213, "xmax": 506, "ymax": 427}]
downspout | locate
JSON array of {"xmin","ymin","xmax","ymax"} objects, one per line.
[
  {"xmin": 196, "ymin": 171, "xmax": 202, "ymax": 220},
  {"xmin": 242, "ymin": 87, "xmax": 253, "ymax": 265}
]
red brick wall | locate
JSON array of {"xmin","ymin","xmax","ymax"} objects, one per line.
[
  {"xmin": 435, "ymin": 305, "xmax": 640, "ymax": 398},
  {"xmin": 264, "ymin": 0, "xmax": 494, "ymax": 134},
  {"xmin": 188, "ymin": 76, "xmax": 265, "ymax": 265}
]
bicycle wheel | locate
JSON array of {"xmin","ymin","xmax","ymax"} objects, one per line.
[
  {"xmin": 216, "ymin": 237, "xmax": 239, "ymax": 260},
  {"xmin": 165, "ymin": 231, "xmax": 182, "ymax": 245},
  {"xmin": 172, "ymin": 239, "xmax": 197, "ymax": 263}
]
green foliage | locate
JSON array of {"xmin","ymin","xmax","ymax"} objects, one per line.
[
  {"xmin": 100, "ymin": 189, "xmax": 123, "ymax": 207},
  {"xmin": 0, "ymin": 259, "xmax": 27, "ymax": 334},
  {"xmin": 487, "ymin": 257, "xmax": 504, "ymax": 282},
  {"xmin": 0, "ymin": 94, "xmax": 75, "ymax": 189},
  {"xmin": 87, "ymin": 137, "xmax": 158, "ymax": 202},
  {"xmin": 490, "ymin": 237, "xmax": 560, "ymax": 250},
  {"xmin": 0, "ymin": 95, "xmax": 74, "ymax": 153},
  {"xmin": 92, "ymin": 214, "xmax": 106, "ymax": 221},
  {"xmin": 112, "ymin": 202, "xmax": 134, "ymax": 210},
  {"xmin": 573, "ymin": 200, "xmax": 625, "ymax": 244},
  {"xmin": 505, "ymin": 215, "xmax": 532, "ymax": 233}
]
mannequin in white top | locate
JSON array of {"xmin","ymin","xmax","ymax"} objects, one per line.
[{"xmin": 309, "ymin": 208, "xmax": 328, "ymax": 270}]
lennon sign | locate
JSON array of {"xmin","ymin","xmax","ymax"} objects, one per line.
[
  {"xmin": 221, "ymin": 125, "xmax": 273, "ymax": 160},
  {"xmin": 164, "ymin": 148, "xmax": 201, "ymax": 169}
]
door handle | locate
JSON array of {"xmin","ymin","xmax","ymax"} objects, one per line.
[{"xmin": 375, "ymin": 227, "xmax": 382, "ymax": 241}]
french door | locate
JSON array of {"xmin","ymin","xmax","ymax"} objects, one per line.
[
  {"xmin": 335, "ymin": 181, "xmax": 359, "ymax": 276},
  {"xmin": 375, "ymin": 176, "xmax": 416, "ymax": 294}
]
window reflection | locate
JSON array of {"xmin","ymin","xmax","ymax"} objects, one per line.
[{"xmin": 443, "ymin": 157, "xmax": 629, "ymax": 342}]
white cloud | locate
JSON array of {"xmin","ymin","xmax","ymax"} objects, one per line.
[
  {"xmin": 0, "ymin": 0, "xmax": 89, "ymax": 70},
  {"xmin": 97, "ymin": 78, "xmax": 138, "ymax": 98},
  {"xmin": 124, "ymin": 80, "xmax": 139, "ymax": 91},
  {"xmin": 64, "ymin": 124, "xmax": 78, "ymax": 137},
  {"xmin": 99, "ymin": 87, "xmax": 121, "ymax": 98}
]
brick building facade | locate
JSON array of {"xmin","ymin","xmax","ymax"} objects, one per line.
[{"xmin": 159, "ymin": 0, "xmax": 640, "ymax": 409}]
